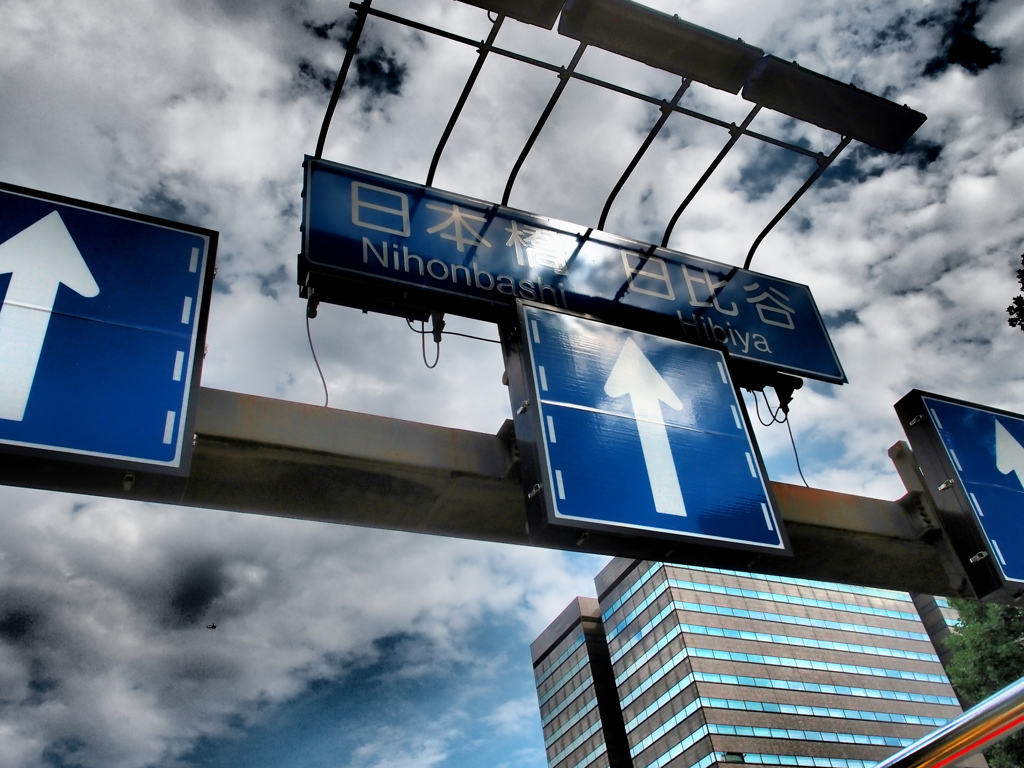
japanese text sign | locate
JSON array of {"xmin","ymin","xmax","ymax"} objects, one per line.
[{"xmin": 300, "ymin": 158, "xmax": 845, "ymax": 383}]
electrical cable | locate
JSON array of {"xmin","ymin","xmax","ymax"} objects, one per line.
[
  {"xmin": 405, "ymin": 319, "xmax": 500, "ymax": 344},
  {"xmin": 752, "ymin": 389, "xmax": 784, "ymax": 426},
  {"xmin": 420, "ymin": 320, "xmax": 440, "ymax": 369},
  {"xmin": 440, "ymin": 330, "xmax": 501, "ymax": 343},
  {"xmin": 750, "ymin": 390, "xmax": 767, "ymax": 426},
  {"xmin": 787, "ymin": 414, "xmax": 810, "ymax": 488},
  {"xmin": 306, "ymin": 313, "xmax": 329, "ymax": 407},
  {"xmin": 749, "ymin": 387, "xmax": 809, "ymax": 487},
  {"xmin": 752, "ymin": 391, "xmax": 769, "ymax": 425},
  {"xmin": 763, "ymin": 390, "xmax": 786, "ymax": 424},
  {"xmin": 405, "ymin": 317, "xmax": 502, "ymax": 368},
  {"xmin": 752, "ymin": 392, "xmax": 767, "ymax": 425}
]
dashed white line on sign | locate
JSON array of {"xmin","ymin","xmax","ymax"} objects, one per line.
[
  {"xmin": 993, "ymin": 539, "xmax": 1007, "ymax": 565},
  {"xmin": 163, "ymin": 411, "xmax": 176, "ymax": 444}
]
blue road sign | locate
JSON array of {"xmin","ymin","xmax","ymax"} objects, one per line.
[
  {"xmin": 517, "ymin": 302, "xmax": 788, "ymax": 552},
  {"xmin": 0, "ymin": 182, "xmax": 216, "ymax": 473},
  {"xmin": 300, "ymin": 158, "xmax": 845, "ymax": 384},
  {"xmin": 920, "ymin": 396, "xmax": 1024, "ymax": 586}
]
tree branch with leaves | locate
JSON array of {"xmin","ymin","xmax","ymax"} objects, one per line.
[
  {"xmin": 946, "ymin": 598, "xmax": 1024, "ymax": 768},
  {"xmin": 1007, "ymin": 252, "xmax": 1024, "ymax": 330}
]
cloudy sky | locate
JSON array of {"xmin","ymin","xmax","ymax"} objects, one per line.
[{"xmin": 0, "ymin": 0, "xmax": 1022, "ymax": 766}]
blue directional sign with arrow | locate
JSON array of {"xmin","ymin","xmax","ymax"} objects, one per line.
[
  {"xmin": 0, "ymin": 182, "xmax": 216, "ymax": 474},
  {"xmin": 513, "ymin": 302, "xmax": 788, "ymax": 553},
  {"xmin": 898, "ymin": 392, "xmax": 1024, "ymax": 592}
]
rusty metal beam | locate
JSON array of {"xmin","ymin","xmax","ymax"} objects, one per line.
[
  {"xmin": 186, "ymin": 388, "xmax": 525, "ymax": 545},
  {"xmin": 1, "ymin": 388, "xmax": 973, "ymax": 597},
  {"xmin": 169, "ymin": 389, "xmax": 967, "ymax": 596}
]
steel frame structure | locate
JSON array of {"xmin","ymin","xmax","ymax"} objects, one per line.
[{"xmin": 314, "ymin": 0, "xmax": 920, "ymax": 268}]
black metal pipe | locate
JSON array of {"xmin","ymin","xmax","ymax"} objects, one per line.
[
  {"xmin": 598, "ymin": 79, "xmax": 690, "ymax": 232},
  {"xmin": 743, "ymin": 135, "xmax": 851, "ymax": 269},
  {"xmin": 426, "ymin": 15, "xmax": 505, "ymax": 187},
  {"xmin": 661, "ymin": 104, "xmax": 761, "ymax": 248},
  {"xmin": 356, "ymin": 5, "xmax": 823, "ymax": 161},
  {"xmin": 501, "ymin": 42, "xmax": 587, "ymax": 206},
  {"xmin": 314, "ymin": 0, "xmax": 372, "ymax": 159}
]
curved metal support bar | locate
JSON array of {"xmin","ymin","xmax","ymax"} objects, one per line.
[
  {"xmin": 743, "ymin": 135, "xmax": 851, "ymax": 269},
  {"xmin": 661, "ymin": 104, "xmax": 761, "ymax": 248},
  {"xmin": 426, "ymin": 15, "xmax": 505, "ymax": 187},
  {"xmin": 872, "ymin": 673, "xmax": 1024, "ymax": 768},
  {"xmin": 501, "ymin": 42, "xmax": 587, "ymax": 207},
  {"xmin": 355, "ymin": 6, "xmax": 825, "ymax": 162},
  {"xmin": 314, "ymin": 0, "xmax": 372, "ymax": 159},
  {"xmin": 597, "ymin": 79, "xmax": 690, "ymax": 232}
]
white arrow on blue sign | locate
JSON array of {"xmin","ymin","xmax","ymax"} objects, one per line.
[
  {"xmin": 0, "ymin": 183, "xmax": 216, "ymax": 473},
  {"xmin": 519, "ymin": 303, "xmax": 788, "ymax": 552},
  {"xmin": 923, "ymin": 396, "xmax": 1024, "ymax": 585}
]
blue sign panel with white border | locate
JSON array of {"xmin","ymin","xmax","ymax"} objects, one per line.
[
  {"xmin": 0, "ymin": 182, "xmax": 216, "ymax": 474},
  {"xmin": 516, "ymin": 302, "xmax": 788, "ymax": 552},
  {"xmin": 300, "ymin": 157, "xmax": 845, "ymax": 384},
  {"xmin": 918, "ymin": 395, "xmax": 1024, "ymax": 587}
]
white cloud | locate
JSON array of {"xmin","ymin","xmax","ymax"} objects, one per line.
[
  {"xmin": 340, "ymin": 729, "xmax": 454, "ymax": 768},
  {"xmin": 0, "ymin": 0, "xmax": 1022, "ymax": 764},
  {"xmin": 0, "ymin": 488, "xmax": 599, "ymax": 767},
  {"xmin": 485, "ymin": 695, "xmax": 542, "ymax": 735}
]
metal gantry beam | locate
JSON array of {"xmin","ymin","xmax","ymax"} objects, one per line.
[
  {"xmin": 8, "ymin": 387, "xmax": 962, "ymax": 599},
  {"xmin": 0, "ymin": 386, "xmax": 983, "ymax": 596}
]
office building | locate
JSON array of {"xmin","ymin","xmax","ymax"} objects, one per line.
[
  {"xmin": 533, "ymin": 597, "xmax": 634, "ymax": 768},
  {"xmin": 532, "ymin": 559, "xmax": 981, "ymax": 768},
  {"xmin": 911, "ymin": 593, "xmax": 960, "ymax": 669}
]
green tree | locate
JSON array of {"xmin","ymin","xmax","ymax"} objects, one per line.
[
  {"xmin": 1007, "ymin": 252, "xmax": 1024, "ymax": 331},
  {"xmin": 946, "ymin": 597, "xmax": 1024, "ymax": 768}
]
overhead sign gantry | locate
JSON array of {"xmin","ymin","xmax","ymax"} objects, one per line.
[
  {"xmin": 15, "ymin": 0, "xmax": 1011, "ymax": 609},
  {"xmin": 301, "ymin": 0, "xmax": 926, "ymax": 560}
]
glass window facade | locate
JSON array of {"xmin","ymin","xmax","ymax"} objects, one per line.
[
  {"xmin": 533, "ymin": 560, "xmax": 985, "ymax": 768},
  {"xmin": 532, "ymin": 597, "xmax": 634, "ymax": 768}
]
